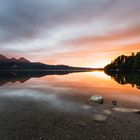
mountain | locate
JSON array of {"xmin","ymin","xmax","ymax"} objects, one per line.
[
  {"xmin": 0, "ymin": 54, "xmax": 94, "ymax": 71},
  {"xmin": 18, "ymin": 57, "xmax": 31, "ymax": 63},
  {"xmin": 0, "ymin": 55, "xmax": 31, "ymax": 63},
  {"xmin": 10, "ymin": 57, "xmax": 17, "ymax": 62},
  {"xmin": 0, "ymin": 54, "xmax": 8, "ymax": 61}
]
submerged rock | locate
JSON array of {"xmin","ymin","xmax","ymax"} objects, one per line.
[
  {"xmin": 112, "ymin": 100, "xmax": 117, "ymax": 105},
  {"xmin": 77, "ymin": 121, "xmax": 87, "ymax": 127},
  {"xmin": 88, "ymin": 95, "xmax": 103, "ymax": 104},
  {"xmin": 39, "ymin": 137, "xmax": 44, "ymax": 140}
]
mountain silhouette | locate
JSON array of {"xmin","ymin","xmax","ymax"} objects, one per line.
[
  {"xmin": 18, "ymin": 57, "xmax": 31, "ymax": 63},
  {"xmin": 0, "ymin": 54, "xmax": 94, "ymax": 71},
  {"xmin": 0, "ymin": 54, "xmax": 31, "ymax": 63},
  {"xmin": 0, "ymin": 54, "xmax": 8, "ymax": 61}
]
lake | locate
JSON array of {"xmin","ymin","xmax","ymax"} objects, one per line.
[
  {"xmin": 0, "ymin": 71, "xmax": 140, "ymax": 139},
  {"xmin": 0, "ymin": 71, "xmax": 140, "ymax": 109}
]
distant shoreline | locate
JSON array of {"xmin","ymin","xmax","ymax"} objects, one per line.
[
  {"xmin": 104, "ymin": 69, "xmax": 140, "ymax": 72},
  {"xmin": 0, "ymin": 69, "xmax": 104, "ymax": 72}
]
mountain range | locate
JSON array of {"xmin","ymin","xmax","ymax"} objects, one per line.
[
  {"xmin": 0, "ymin": 54, "xmax": 30, "ymax": 63},
  {"xmin": 0, "ymin": 54, "xmax": 95, "ymax": 71}
]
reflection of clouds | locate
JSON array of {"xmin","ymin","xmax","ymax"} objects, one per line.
[
  {"xmin": 0, "ymin": 88, "xmax": 113, "ymax": 123},
  {"xmin": 0, "ymin": 71, "xmax": 140, "ymax": 122},
  {"xmin": 0, "ymin": 88, "xmax": 140, "ymax": 124},
  {"xmin": 0, "ymin": 89, "xmax": 110, "ymax": 114},
  {"xmin": 1, "ymin": 71, "xmax": 140, "ymax": 109},
  {"xmin": 113, "ymin": 107, "xmax": 140, "ymax": 113},
  {"xmin": 0, "ymin": 89, "xmax": 86, "ymax": 113},
  {"xmin": 81, "ymin": 105, "xmax": 91, "ymax": 110}
]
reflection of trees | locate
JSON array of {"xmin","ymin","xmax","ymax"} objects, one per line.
[{"xmin": 105, "ymin": 71, "xmax": 140, "ymax": 89}]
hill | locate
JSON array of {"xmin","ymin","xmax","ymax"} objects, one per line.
[{"xmin": 0, "ymin": 54, "xmax": 94, "ymax": 71}]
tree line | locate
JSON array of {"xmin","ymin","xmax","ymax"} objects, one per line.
[{"xmin": 105, "ymin": 52, "xmax": 140, "ymax": 71}]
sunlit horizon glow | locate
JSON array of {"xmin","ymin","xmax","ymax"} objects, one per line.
[{"xmin": 0, "ymin": 0, "xmax": 140, "ymax": 68}]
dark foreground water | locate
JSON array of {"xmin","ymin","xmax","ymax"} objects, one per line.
[{"xmin": 0, "ymin": 71, "xmax": 140, "ymax": 140}]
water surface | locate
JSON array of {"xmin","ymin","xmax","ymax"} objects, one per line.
[{"xmin": 0, "ymin": 71, "xmax": 140, "ymax": 112}]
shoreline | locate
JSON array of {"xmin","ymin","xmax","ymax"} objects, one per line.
[{"xmin": 0, "ymin": 96, "xmax": 140, "ymax": 140}]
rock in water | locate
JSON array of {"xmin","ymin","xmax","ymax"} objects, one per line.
[
  {"xmin": 88, "ymin": 95, "xmax": 103, "ymax": 104},
  {"xmin": 77, "ymin": 121, "xmax": 87, "ymax": 127},
  {"xmin": 112, "ymin": 100, "xmax": 117, "ymax": 105}
]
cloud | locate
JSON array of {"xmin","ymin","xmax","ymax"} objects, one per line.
[
  {"xmin": 0, "ymin": 0, "xmax": 140, "ymax": 67},
  {"xmin": 0, "ymin": 0, "xmax": 111, "ymax": 42},
  {"xmin": 66, "ymin": 26, "xmax": 140, "ymax": 47},
  {"xmin": 1, "ymin": 0, "xmax": 139, "ymax": 42}
]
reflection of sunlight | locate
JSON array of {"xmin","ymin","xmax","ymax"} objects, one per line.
[{"xmin": 88, "ymin": 71, "xmax": 110, "ymax": 79}]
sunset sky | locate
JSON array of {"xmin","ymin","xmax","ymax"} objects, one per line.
[{"xmin": 0, "ymin": 0, "xmax": 140, "ymax": 68}]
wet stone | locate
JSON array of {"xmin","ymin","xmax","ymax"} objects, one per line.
[
  {"xmin": 112, "ymin": 100, "xmax": 117, "ymax": 105},
  {"xmin": 77, "ymin": 121, "xmax": 87, "ymax": 127},
  {"xmin": 88, "ymin": 95, "xmax": 104, "ymax": 104}
]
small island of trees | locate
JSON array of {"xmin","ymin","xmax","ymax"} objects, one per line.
[{"xmin": 105, "ymin": 52, "xmax": 140, "ymax": 71}]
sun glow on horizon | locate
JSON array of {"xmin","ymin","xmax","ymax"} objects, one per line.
[{"xmin": 86, "ymin": 59, "xmax": 110, "ymax": 68}]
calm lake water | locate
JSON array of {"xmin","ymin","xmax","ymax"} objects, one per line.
[
  {"xmin": 0, "ymin": 71, "xmax": 140, "ymax": 112},
  {"xmin": 0, "ymin": 70, "xmax": 140, "ymax": 139}
]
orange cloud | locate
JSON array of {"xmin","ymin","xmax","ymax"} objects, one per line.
[
  {"xmin": 67, "ymin": 26, "xmax": 140, "ymax": 46},
  {"xmin": 42, "ymin": 41, "xmax": 140, "ymax": 68}
]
